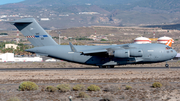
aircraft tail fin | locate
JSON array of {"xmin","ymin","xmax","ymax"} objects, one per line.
[
  {"xmin": 10, "ymin": 18, "xmax": 58, "ymax": 47},
  {"xmin": 165, "ymin": 39, "xmax": 173, "ymax": 47}
]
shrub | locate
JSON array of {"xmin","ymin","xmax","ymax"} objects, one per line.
[
  {"xmin": 104, "ymin": 85, "xmax": 120, "ymax": 92},
  {"xmin": 125, "ymin": 85, "xmax": 132, "ymax": 90},
  {"xmin": 73, "ymin": 84, "xmax": 85, "ymax": 91},
  {"xmin": 19, "ymin": 81, "xmax": 38, "ymax": 91},
  {"xmin": 45, "ymin": 86, "xmax": 57, "ymax": 92},
  {"xmin": 101, "ymin": 39, "xmax": 108, "ymax": 41},
  {"xmin": 87, "ymin": 85, "xmax": 100, "ymax": 91},
  {"xmin": 57, "ymin": 84, "xmax": 71, "ymax": 92},
  {"xmin": 78, "ymin": 92, "xmax": 89, "ymax": 98},
  {"xmin": 7, "ymin": 97, "xmax": 21, "ymax": 101},
  {"xmin": 152, "ymin": 82, "xmax": 162, "ymax": 88}
]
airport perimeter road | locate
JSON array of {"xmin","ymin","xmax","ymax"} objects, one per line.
[{"xmin": 0, "ymin": 67, "xmax": 179, "ymax": 71}]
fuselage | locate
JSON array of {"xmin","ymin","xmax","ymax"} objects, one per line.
[{"xmin": 26, "ymin": 43, "xmax": 177, "ymax": 66}]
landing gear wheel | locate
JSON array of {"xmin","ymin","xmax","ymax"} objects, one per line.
[
  {"xmin": 99, "ymin": 66, "xmax": 107, "ymax": 68},
  {"xmin": 107, "ymin": 66, "xmax": 115, "ymax": 68},
  {"xmin": 165, "ymin": 64, "xmax": 169, "ymax": 68}
]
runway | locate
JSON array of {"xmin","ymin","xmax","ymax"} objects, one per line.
[{"xmin": 0, "ymin": 67, "xmax": 179, "ymax": 71}]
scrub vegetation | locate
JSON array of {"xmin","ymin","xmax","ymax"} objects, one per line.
[
  {"xmin": 45, "ymin": 86, "xmax": 57, "ymax": 92},
  {"xmin": 18, "ymin": 81, "xmax": 38, "ymax": 91},
  {"xmin": 56, "ymin": 84, "xmax": 71, "ymax": 92},
  {"xmin": 73, "ymin": 84, "xmax": 85, "ymax": 91},
  {"xmin": 152, "ymin": 82, "xmax": 162, "ymax": 88},
  {"xmin": 87, "ymin": 84, "xmax": 101, "ymax": 91}
]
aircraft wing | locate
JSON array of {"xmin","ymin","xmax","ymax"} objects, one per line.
[
  {"xmin": 80, "ymin": 44, "xmax": 135, "ymax": 56},
  {"xmin": 69, "ymin": 43, "xmax": 140, "ymax": 57},
  {"xmin": 81, "ymin": 49, "xmax": 108, "ymax": 55}
]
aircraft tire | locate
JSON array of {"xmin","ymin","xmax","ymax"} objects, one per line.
[
  {"xmin": 110, "ymin": 66, "xmax": 114, "ymax": 68},
  {"xmin": 165, "ymin": 64, "xmax": 169, "ymax": 68},
  {"xmin": 107, "ymin": 66, "xmax": 114, "ymax": 68},
  {"xmin": 99, "ymin": 66, "xmax": 107, "ymax": 68}
]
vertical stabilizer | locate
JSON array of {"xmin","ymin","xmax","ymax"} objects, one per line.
[{"xmin": 10, "ymin": 18, "xmax": 58, "ymax": 47}]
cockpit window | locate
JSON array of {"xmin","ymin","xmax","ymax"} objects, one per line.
[{"xmin": 166, "ymin": 46, "xmax": 172, "ymax": 50}]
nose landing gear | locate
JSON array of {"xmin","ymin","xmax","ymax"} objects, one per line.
[
  {"xmin": 165, "ymin": 62, "xmax": 169, "ymax": 68},
  {"xmin": 165, "ymin": 64, "xmax": 169, "ymax": 68}
]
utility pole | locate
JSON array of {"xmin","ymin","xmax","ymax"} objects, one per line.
[{"xmin": 58, "ymin": 31, "xmax": 61, "ymax": 45}]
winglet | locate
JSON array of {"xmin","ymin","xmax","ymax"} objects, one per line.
[
  {"xmin": 69, "ymin": 42, "xmax": 77, "ymax": 52},
  {"xmin": 165, "ymin": 39, "xmax": 173, "ymax": 47}
]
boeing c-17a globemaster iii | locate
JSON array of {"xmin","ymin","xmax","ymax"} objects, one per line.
[{"xmin": 10, "ymin": 18, "xmax": 177, "ymax": 68}]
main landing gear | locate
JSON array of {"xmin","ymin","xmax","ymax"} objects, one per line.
[{"xmin": 99, "ymin": 65, "xmax": 114, "ymax": 68}]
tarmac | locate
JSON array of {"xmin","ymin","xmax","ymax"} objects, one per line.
[{"xmin": 0, "ymin": 67, "xmax": 179, "ymax": 71}]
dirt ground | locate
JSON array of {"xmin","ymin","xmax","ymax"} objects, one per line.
[{"xmin": 0, "ymin": 62, "xmax": 180, "ymax": 101}]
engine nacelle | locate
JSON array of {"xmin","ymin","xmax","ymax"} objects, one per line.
[
  {"xmin": 114, "ymin": 50, "xmax": 130, "ymax": 58},
  {"xmin": 129, "ymin": 49, "xmax": 143, "ymax": 57},
  {"xmin": 114, "ymin": 49, "xmax": 143, "ymax": 58}
]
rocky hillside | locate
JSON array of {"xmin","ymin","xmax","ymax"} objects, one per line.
[{"xmin": 0, "ymin": 0, "xmax": 180, "ymax": 30}]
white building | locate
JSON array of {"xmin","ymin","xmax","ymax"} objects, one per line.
[
  {"xmin": 40, "ymin": 18, "xmax": 50, "ymax": 21},
  {"xmin": 5, "ymin": 44, "xmax": 18, "ymax": 49},
  {"xmin": 0, "ymin": 53, "xmax": 14, "ymax": 62},
  {"xmin": 0, "ymin": 53, "xmax": 42, "ymax": 62},
  {"xmin": 134, "ymin": 37, "xmax": 151, "ymax": 44}
]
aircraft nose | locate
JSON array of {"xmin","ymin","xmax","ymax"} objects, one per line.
[{"xmin": 173, "ymin": 50, "xmax": 177, "ymax": 58}]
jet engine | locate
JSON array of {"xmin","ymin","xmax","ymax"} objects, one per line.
[
  {"xmin": 113, "ymin": 49, "xmax": 143, "ymax": 58},
  {"xmin": 114, "ymin": 50, "xmax": 130, "ymax": 58}
]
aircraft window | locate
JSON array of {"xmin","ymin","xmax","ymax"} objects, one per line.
[
  {"xmin": 166, "ymin": 46, "xmax": 172, "ymax": 50},
  {"xmin": 167, "ymin": 51, "xmax": 169, "ymax": 53},
  {"xmin": 171, "ymin": 50, "xmax": 173, "ymax": 53}
]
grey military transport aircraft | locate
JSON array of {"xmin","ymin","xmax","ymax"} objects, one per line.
[{"xmin": 10, "ymin": 18, "xmax": 177, "ymax": 68}]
